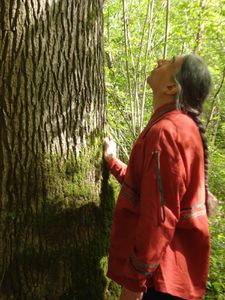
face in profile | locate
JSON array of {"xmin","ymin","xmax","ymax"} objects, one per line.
[{"xmin": 147, "ymin": 56, "xmax": 184, "ymax": 96}]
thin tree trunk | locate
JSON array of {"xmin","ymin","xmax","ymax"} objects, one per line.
[
  {"xmin": 206, "ymin": 65, "xmax": 225, "ymax": 129},
  {"xmin": 163, "ymin": 0, "xmax": 170, "ymax": 59},
  {"xmin": 134, "ymin": 0, "xmax": 154, "ymax": 131},
  {"xmin": 122, "ymin": 0, "xmax": 135, "ymax": 136},
  {"xmin": 140, "ymin": 0, "xmax": 155, "ymax": 131},
  {"xmin": 211, "ymin": 115, "xmax": 220, "ymax": 146},
  {"xmin": 193, "ymin": 0, "xmax": 205, "ymax": 53}
]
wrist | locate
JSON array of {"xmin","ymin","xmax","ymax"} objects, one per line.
[{"xmin": 104, "ymin": 154, "xmax": 115, "ymax": 162}]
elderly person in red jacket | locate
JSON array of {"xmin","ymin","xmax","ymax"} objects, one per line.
[{"xmin": 103, "ymin": 54, "xmax": 217, "ymax": 300}]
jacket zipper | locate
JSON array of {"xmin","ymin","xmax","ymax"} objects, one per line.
[{"xmin": 154, "ymin": 150, "xmax": 166, "ymax": 223}]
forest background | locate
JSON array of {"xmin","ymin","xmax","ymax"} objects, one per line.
[{"xmin": 104, "ymin": 0, "xmax": 225, "ymax": 299}]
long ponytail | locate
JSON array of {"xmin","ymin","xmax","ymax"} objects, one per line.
[
  {"xmin": 174, "ymin": 54, "xmax": 212, "ymax": 215},
  {"xmin": 186, "ymin": 111, "xmax": 209, "ymax": 206}
]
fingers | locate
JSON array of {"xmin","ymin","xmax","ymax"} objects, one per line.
[
  {"xmin": 104, "ymin": 137, "xmax": 110, "ymax": 143},
  {"xmin": 104, "ymin": 136, "xmax": 113, "ymax": 144},
  {"xmin": 104, "ymin": 137, "xmax": 116, "ymax": 149},
  {"xmin": 103, "ymin": 136, "xmax": 116, "ymax": 162}
]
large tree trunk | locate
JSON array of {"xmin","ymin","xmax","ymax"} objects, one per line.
[{"xmin": 0, "ymin": 1, "xmax": 116, "ymax": 299}]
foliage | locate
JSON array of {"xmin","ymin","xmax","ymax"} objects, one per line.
[
  {"xmin": 104, "ymin": 0, "xmax": 225, "ymax": 149},
  {"xmin": 103, "ymin": 0, "xmax": 225, "ymax": 299},
  {"xmin": 206, "ymin": 147, "xmax": 225, "ymax": 299}
]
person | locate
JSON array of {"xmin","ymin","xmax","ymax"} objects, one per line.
[{"xmin": 103, "ymin": 54, "xmax": 216, "ymax": 300}]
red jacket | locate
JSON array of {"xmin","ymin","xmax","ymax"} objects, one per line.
[{"xmin": 107, "ymin": 103, "xmax": 210, "ymax": 300}]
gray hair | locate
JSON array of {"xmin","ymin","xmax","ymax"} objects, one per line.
[{"xmin": 174, "ymin": 53, "xmax": 212, "ymax": 215}]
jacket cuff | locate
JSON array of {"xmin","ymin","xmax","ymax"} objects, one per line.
[
  {"xmin": 107, "ymin": 156, "xmax": 126, "ymax": 171},
  {"xmin": 107, "ymin": 156, "xmax": 118, "ymax": 170}
]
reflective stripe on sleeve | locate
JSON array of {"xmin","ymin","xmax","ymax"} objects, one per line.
[
  {"xmin": 181, "ymin": 202, "xmax": 205, "ymax": 211},
  {"xmin": 130, "ymin": 253, "xmax": 159, "ymax": 276},
  {"xmin": 181, "ymin": 208, "xmax": 207, "ymax": 220},
  {"xmin": 180, "ymin": 203, "xmax": 207, "ymax": 220}
]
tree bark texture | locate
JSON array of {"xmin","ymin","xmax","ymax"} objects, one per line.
[{"xmin": 0, "ymin": 1, "xmax": 114, "ymax": 299}]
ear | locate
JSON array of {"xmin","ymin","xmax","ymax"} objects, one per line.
[{"xmin": 164, "ymin": 83, "xmax": 178, "ymax": 95}]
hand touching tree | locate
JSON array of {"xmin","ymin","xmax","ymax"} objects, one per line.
[{"xmin": 103, "ymin": 137, "xmax": 117, "ymax": 162}]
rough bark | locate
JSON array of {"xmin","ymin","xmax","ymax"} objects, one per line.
[{"xmin": 0, "ymin": 1, "xmax": 115, "ymax": 299}]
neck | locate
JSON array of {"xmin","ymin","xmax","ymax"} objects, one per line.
[{"xmin": 153, "ymin": 93, "xmax": 176, "ymax": 111}]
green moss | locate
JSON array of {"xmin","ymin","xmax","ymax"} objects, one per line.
[
  {"xmin": 40, "ymin": 136, "xmax": 118, "ymax": 299},
  {"xmin": 106, "ymin": 281, "xmax": 121, "ymax": 300},
  {"xmin": 1, "ymin": 134, "xmax": 120, "ymax": 299},
  {"xmin": 39, "ymin": 135, "xmax": 103, "ymax": 206}
]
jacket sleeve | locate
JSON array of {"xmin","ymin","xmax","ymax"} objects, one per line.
[
  {"xmin": 107, "ymin": 157, "xmax": 127, "ymax": 184},
  {"xmin": 123, "ymin": 127, "xmax": 187, "ymax": 292}
]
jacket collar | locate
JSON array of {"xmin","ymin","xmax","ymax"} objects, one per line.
[{"xmin": 142, "ymin": 102, "xmax": 178, "ymax": 137}]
